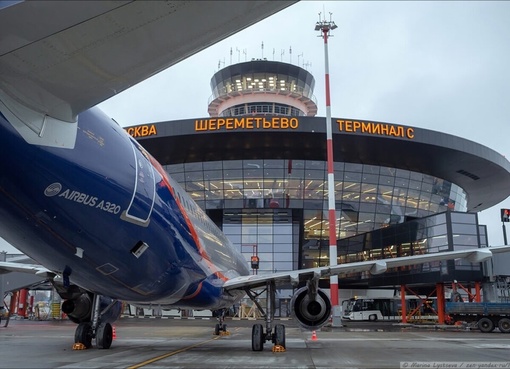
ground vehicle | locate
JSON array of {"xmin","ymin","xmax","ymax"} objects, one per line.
[
  {"xmin": 342, "ymin": 297, "xmax": 437, "ymax": 321},
  {"xmin": 446, "ymin": 302, "xmax": 510, "ymax": 333},
  {"xmin": 342, "ymin": 298, "xmax": 387, "ymax": 321}
]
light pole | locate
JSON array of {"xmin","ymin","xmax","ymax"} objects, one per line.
[{"xmin": 315, "ymin": 13, "xmax": 339, "ymax": 306}]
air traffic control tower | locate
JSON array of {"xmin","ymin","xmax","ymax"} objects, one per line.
[{"xmin": 207, "ymin": 59, "xmax": 317, "ymax": 118}]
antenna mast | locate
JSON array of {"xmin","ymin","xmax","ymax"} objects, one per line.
[{"xmin": 314, "ymin": 10, "xmax": 339, "ymax": 307}]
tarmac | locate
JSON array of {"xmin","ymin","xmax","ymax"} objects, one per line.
[{"xmin": 0, "ymin": 317, "xmax": 509, "ymax": 369}]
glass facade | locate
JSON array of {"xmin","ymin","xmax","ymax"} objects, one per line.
[
  {"xmin": 223, "ymin": 211, "xmax": 299, "ymax": 275},
  {"xmin": 334, "ymin": 212, "xmax": 484, "ymax": 286},
  {"xmin": 165, "ymin": 159, "xmax": 469, "ymax": 283}
]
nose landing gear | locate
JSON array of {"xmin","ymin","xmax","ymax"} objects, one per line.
[{"xmin": 213, "ymin": 309, "xmax": 229, "ymax": 336}]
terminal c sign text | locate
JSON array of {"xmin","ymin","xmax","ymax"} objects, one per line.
[{"xmin": 337, "ymin": 120, "xmax": 414, "ymax": 139}]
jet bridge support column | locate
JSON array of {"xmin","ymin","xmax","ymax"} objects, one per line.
[
  {"xmin": 475, "ymin": 282, "xmax": 481, "ymax": 302},
  {"xmin": 18, "ymin": 288, "xmax": 28, "ymax": 318},
  {"xmin": 436, "ymin": 283, "xmax": 445, "ymax": 324},
  {"xmin": 400, "ymin": 285, "xmax": 407, "ymax": 323}
]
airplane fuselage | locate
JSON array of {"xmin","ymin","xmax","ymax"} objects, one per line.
[{"xmin": 0, "ymin": 107, "xmax": 249, "ymax": 309}]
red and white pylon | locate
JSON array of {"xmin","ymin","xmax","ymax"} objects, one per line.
[{"xmin": 315, "ymin": 12, "xmax": 339, "ymax": 307}]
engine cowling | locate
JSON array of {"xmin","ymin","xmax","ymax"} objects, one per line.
[
  {"xmin": 62, "ymin": 293, "xmax": 122, "ymax": 324},
  {"xmin": 290, "ymin": 286, "xmax": 332, "ymax": 330},
  {"xmin": 62, "ymin": 293, "xmax": 92, "ymax": 323}
]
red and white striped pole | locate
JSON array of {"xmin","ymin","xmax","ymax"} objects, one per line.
[{"xmin": 315, "ymin": 13, "xmax": 339, "ymax": 306}]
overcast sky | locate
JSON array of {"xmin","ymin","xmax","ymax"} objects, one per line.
[{"xmin": 2, "ymin": 1, "xmax": 510, "ymax": 252}]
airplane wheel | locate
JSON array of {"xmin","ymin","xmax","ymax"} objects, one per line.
[
  {"xmin": 222, "ymin": 323, "xmax": 227, "ymax": 332},
  {"xmin": 214, "ymin": 323, "xmax": 220, "ymax": 335},
  {"xmin": 252, "ymin": 324, "xmax": 264, "ymax": 351},
  {"xmin": 498, "ymin": 318, "xmax": 510, "ymax": 333},
  {"xmin": 75, "ymin": 322, "xmax": 93, "ymax": 348},
  {"xmin": 274, "ymin": 324, "xmax": 286, "ymax": 348},
  {"xmin": 96, "ymin": 322, "xmax": 113, "ymax": 349},
  {"xmin": 478, "ymin": 317, "xmax": 495, "ymax": 333}
]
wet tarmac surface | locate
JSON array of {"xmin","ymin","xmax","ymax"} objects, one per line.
[{"xmin": 1, "ymin": 317, "xmax": 509, "ymax": 368}]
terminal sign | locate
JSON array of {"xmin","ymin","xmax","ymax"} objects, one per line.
[
  {"xmin": 125, "ymin": 125, "xmax": 157, "ymax": 138},
  {"xmin": 337, "ymin": 120, "xmax": 414, "ymax": 139},
  {"xmin": 195, "ymin": 117, "xmax": 299, "ymax": 131}
]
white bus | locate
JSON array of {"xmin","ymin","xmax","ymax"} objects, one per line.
[{"xmin": 342, "ymin": 297, "xmax": 437, "ymax": 321}]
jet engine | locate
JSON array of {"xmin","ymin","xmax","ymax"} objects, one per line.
[
  {"xmin": 290, "ymin": 286, "xmax": 332, "ymax": 330},
  {"xmin": 62, "ymin": 293, "xmax": 92, "ymax": 323},
  {"xmin": 62, "ymin": 293, "xmax": 122, "ymax": 324}
]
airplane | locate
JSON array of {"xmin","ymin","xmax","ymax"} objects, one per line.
[{"xmin": 1, "ymin": 0, "xmax": 510, "ymax": 352}]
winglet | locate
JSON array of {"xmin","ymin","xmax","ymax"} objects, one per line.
[
  {"xmin": 466, "ymin": 248, "xmax": 492, "ymax": 263},
  {"xmin": 290, "ymin": 272, "xmax": 300, "ymax": 286},
  {"xmin": 370, "ymin": 261, "xmax": 387, "ymax": 275}
]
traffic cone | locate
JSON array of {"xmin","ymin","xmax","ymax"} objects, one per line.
[
  {"xmin": 311, "ymin": 330, "xmax": 317, "ymax": 341},
  {"xmin": 112, "ymin": 325, "xmax": 117, "ymax": 340}
]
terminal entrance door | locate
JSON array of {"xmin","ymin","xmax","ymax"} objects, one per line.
[
  {"xmin": 222, "ymin": 209, "xmax": 299, "ymax": 279},
  {"xmin": 221, "ymin": 209, "xmax": 299, "ymax": 318}
]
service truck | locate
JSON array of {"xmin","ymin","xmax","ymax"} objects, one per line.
[{"xmin": 446, "ymin": 302, "xmax": 510, "ymax": 333}]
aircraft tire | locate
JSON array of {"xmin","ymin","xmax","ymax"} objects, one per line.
[
  {"xmin": 214, "ymin": 323, "xmax": 220, "ymax": 335},
  {"xmin": 75, "ymin": 322, "xmax": 93, "ymax": 348},
  {"xmin": 252, "ymin": 324, "xmax": 264, "ymax": 351},
  {"xmin": 96, "ymin": 322, "xmax": 113, "ymax": 349},
  {"xmin": 274, "ymin": 324, "xmax": 286, "ymax": 348}
]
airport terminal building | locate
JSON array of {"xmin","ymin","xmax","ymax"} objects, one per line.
[{"xmin": 126, "ymin": 59, "xmax": 510, "ymax": 296}]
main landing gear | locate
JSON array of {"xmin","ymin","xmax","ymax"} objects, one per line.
[{"xmin": 245, "ymin": 280, "xmax": 286, "ymax": 351}]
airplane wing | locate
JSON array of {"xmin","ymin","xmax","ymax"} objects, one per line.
[
  {"xmin": 0, "ymin": 1, "xmax": 296, "ymax": 123},
  {"xmin": 0, "ymin": 261, "xmax": 55, "ymax": 278},
  {"xmin": 223, "ymin": 245, "xmax": 510, "ymax": 290}
]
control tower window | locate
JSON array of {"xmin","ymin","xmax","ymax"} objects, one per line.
[{"xmin": 275, "ymin": 105, "xmax": 288, "ymax": 115}]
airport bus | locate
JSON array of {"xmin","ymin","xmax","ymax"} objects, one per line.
[{"xmin": 341, "ymin": 297, "xmax": 437, "ymax": 321}]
